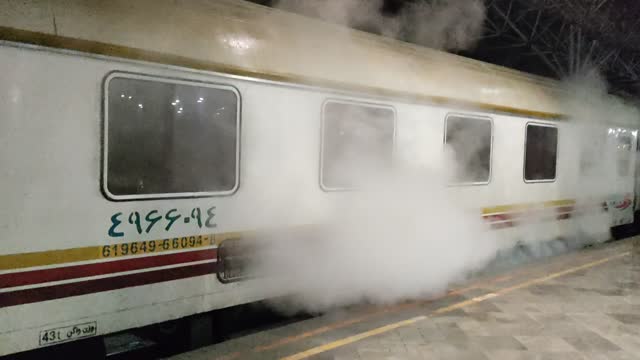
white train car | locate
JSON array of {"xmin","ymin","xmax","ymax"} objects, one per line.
[{"xmin": 0, "ymin": 0, "xmax": 638, "ymax": 356}]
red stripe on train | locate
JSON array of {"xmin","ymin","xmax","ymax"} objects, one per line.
[
  {"xmin": 0, "ymin": 248, "xmax": 217, "ymax": 289},
  {"xmin": 0, "ymin": 262, "xmax": 219, "ymax": 308}
]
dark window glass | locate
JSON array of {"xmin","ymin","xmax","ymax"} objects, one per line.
[
  {"xmin": 445, "ymin": 116, "xmax": 492, "ymax": 183},
  {"xmin": 106, "ymin": 76, "xmax": 239, "ymax": 198},
  {"xmin": 321, "ymin": 101, "xmax": 395, "ymax": 189},
  {"xmin": 524, "ymin": 124, "xmax": 558, "ymax": 181}
]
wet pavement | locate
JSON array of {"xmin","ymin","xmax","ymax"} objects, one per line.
[{"xmin": 170, "ymin": 237, "xmax": 640, "ymax": 360}]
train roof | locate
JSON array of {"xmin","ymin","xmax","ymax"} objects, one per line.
[{"xmin": 0, "ymin": 0, "xmax": 628, "ymax": 120}]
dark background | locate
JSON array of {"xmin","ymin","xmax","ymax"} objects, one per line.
[{"xmin": 250, "ymin": 0, "xmax": 640, "ymax": 101}]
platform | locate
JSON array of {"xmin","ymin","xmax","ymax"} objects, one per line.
[{"xmin": 170, "ymin": 237, "xmax": 640, "ymax": 360}]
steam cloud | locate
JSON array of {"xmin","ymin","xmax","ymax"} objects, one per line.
[
  {"xmin": 273, "ymin": 0, "xmax": 487, "ymax": 51},
  {"xmin": 240, "ymin": 4, "xmax": 639, "ymax": 314},
  {"xmin": 252, "ymin": 163, "xmax": 499, "ymax": 313},
  {"xmin": 248, "ymin": 66, "xmax": 640, "ymax": 313},
  {"xmin": 557, "ymin": 67, "xmax": 639, "ymax": 244}
]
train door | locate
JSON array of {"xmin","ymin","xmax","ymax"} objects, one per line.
[{"xmin": 607, "ymin": 128, "xmax": 637, "ymax": 226}]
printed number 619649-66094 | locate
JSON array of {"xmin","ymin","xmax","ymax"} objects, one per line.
[
  {"xmin": 108, "ymin": 206, "xmax": 216, "ymax": 238},
  {"xmin": 100, "ymin": 235, "xmax": 210, "ymax": 258}
]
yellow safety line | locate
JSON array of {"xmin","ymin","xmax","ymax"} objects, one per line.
[
  {"xmin": 252, "ymin": 273, "xmax": 511, "ymax": 353},
  {"xmin": 280, "ymin": 251, "xmax": 630, "ymax": 360}
]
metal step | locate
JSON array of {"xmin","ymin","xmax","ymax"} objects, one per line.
[{"xmin": 104, "ymin": 333, "xmax": 157, "ymax": 359}]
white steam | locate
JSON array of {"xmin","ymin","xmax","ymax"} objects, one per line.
[
  {"xmin": 247, "ymin": 67, "xmax": 640, "ymax": 313},
  {"xmin": 273, "ymin": 0, "xmax": 487, "ymax": 51},
  {"xmin": 249, "ymin": 109, "xmax": 500, "ymax": 312},
  {"xmin": 505, "ymin": 68, "xmax": 637, "ymax": 261},
  {"xmin": 240, "ymin": 4, "xmax": 639, "ymax": 311},
  {"xmin": 253, "ymin": 168, "xmax": 498, "ymax": 313},
  {"xmin": 558, "ymin": 67, "xmax": 639, "ymax": 244}
]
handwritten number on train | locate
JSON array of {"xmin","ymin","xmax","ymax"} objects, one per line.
[
  {"xmin": 165, "ymin": 209, "xmax": 181, "ymax": 231},
  {"xmin": 108, "ymin": 213, "xmax": 124, "ymax": 237},
  {"xmin": 128, "ymin": 211, "xmax": 143, "ymax": 234},
  {"xmin": 108, "ymin": 207, "xmax": 217, "ymax": 237},
  {"xmin": 144, "ymin": 210, "xmax": 162, "ymax": 233},
  {"xmin": 191, "ymin": 208, "xmax": 202, "ymax": 228},
  {"xmin": 205, "ymin": 206, "xmax": 216, "ymax": 228}
]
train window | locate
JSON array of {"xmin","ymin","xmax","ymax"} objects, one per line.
[
  {"xmin": 444, "ymin": 115, "xmax": 492, "ymax": 184},
  {"xmin": 616, "ymin": 132, "xmax": 632, "ymax": 177},
  {"xmin": 579, "ymin": 132, "xmax": 605, "ymax": 176},
  {"xmin": 104, "ymin": 74, "xmax": 240, "ymax": 200},
  {"xmin": 320, "ymin": 100, "xmax": 395, "ymax": 190},
  {"xmin": 524, "ymin": 123, "xmax": 558, "ymax": 182}
]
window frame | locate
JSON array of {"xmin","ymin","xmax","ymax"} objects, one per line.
[
  {"xmin": 612, "ymin": 128, "xmax": 634, "ymax": 178},
  {"xmin": 443, "ymin": 113, "xmax": 494, "ymax": 186},
  {"xmin": 523, "ymin": 122, "xmax": 558, "ymax": 183},
  {"xmin": 102, "ymin": 72, "xmax": 242, "ymax": 201},
  {"xmin": 319, "ymin": 98, "xmax": 397, "ymax": 192},
  {"xmin": 579, "ymin": 126, "xmax": 607, "ymax": 177}
]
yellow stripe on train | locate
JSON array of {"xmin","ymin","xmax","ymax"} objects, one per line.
[
  {"xmin": 0, "ymin": 199, "xmax": 579, "ymax": 271},
  {"xmin": 482, "ymin": 199, "xmax": 575, "ymax": 215},
  {"xmin": 0, "ymin": 234, "xmax": 219, "ymax": 271}
]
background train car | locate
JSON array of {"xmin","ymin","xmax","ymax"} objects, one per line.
[{"xmin": 1, "ymin": 0, "xmax": 639, "ymax": 356}]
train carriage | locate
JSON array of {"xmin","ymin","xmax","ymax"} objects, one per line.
[{"xmin": 0, "ymin": 0, "xmax": 639, "ymax": 356}]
